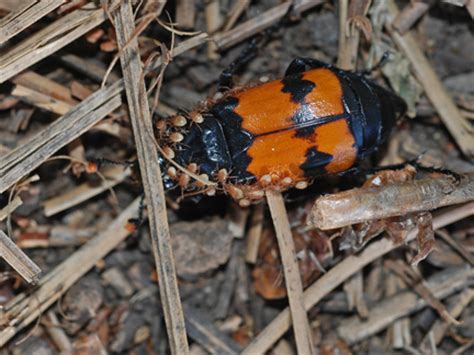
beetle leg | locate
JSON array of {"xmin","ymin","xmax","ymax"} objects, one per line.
[
  {"xmin": 284, "ymin": 57, "xmax": 331, "ymax": 76},
  {"xmin": 411, "ymin": 163, "xmax": 462, "ymax": 186},
  {"xmin": 88, "ymin": 157, "xmax": 136, "ymax": 171},
  {"xmin": 367, "ymin": 160, "xmax": 462, "ymax": 186},
  {"xmin": 126, "ymin": 192, "xmax": 146, "ymax": 231},
  {"xmin": 218, "ymin": 37, "xmax": 259, "ymax": 91}
]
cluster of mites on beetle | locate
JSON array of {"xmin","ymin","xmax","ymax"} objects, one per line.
[{"xmin": 155, "ymin": 58, "xmax": 407, "ymax": 207}]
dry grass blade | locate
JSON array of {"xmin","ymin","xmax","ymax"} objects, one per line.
[
  {"xmin": 0, "ymin": 198, "xmax": 140, "ymax": 347},
  {"xmin": 113, "ymin": 2, "xmax": 189, "ymax": 354},
  {"xmin": 309, "ymin": 172, "xmax": 474, "ymax": 230},
  {"xmin": 0, "ymin": 230, "xmax": 41, "ymax": 284},
  {"xmin": 213, "ymin": 2, "xmax": 291, "ymax": 50},
  {"xmin": 213, "ymin": 0, "xmax": 324, "ymax": 50},
  {"xmin": 337, "ymin": 266, "xmax": 473, "ymax": 344},
  {"xmin": 0, "ymin": 196, "xmax": 22, "ymax": 222},
  {"xmin": 0, "ymin": 2, "xmax": 107, "ymax": 84},
  {"xmin": 242, "ymin": 202, "xmax": 474, "ymax": 354},
  {"xmin": 266, "ymin": 190, "xmax": 314, "ymax": 355},
  {"xmin": 0, "ymin": 0, "xmax": 65, "ymax": 45},
  {"xmin": 386, "ymin": 0, "xmax": 474, "ymax": 157},
  {"xmin": 43, "ymin": 165, "xmax": 130, "ymax": 217},
  {"xmin": 0, "ymin": 82, "xmax": 123, "ymax": 193}
]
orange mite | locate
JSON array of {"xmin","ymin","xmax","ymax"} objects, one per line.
[{"xmin": 158, "ymin": 58, "xmax": 407, "ymax": 205}]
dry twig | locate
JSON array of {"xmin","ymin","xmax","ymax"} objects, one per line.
[
  {"xmin": 185, "ymin": 304, "xmax": 241, "ymax": 354},
  {"xmin": 0, "ymin": 196, "xmax": 22, "ymax": 222},
  {"xmin": 245, "ymin": 203, "xmax": 264, "ymax": 264},
  {"xmin": 113, "ymin": 2, "xmax": 189, "ymax": 353},
  {"xmin": 309, "ymin": 172, "xmax": 474, "ymax": 230},
  {"xmin": 43, "ymin": 165, "xmax": 130, "ymax": 217},
  {"xmin": 266, "ymin": 190, "xmax": 314, "ymax": 355},
  {"xmin": 43, "ymin": 311, "xmax": 73, "ymax": 353},
  {"xmin": 175, "ymin": 0, "xmax": 195, "ymax": 29}
]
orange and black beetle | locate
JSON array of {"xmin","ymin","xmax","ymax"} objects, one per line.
[{"xmin": 156, "ymin": 58, "xmax": 407, "ymax": 206}]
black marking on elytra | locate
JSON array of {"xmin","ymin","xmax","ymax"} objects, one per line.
[
  {"xmin": 300, "ymin": 147, "xmax": 333, "ymax": 177},
  {"xmin": 294, "ymin": 125, "xmax": 316, "ymax": 139},
  {"xmin": 281, "ymin": 74, "xmax": 315, "ymax": 104},
  {"xmin": 212, "ymin": 96, "xmax": 256, "ymax": 183}
]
